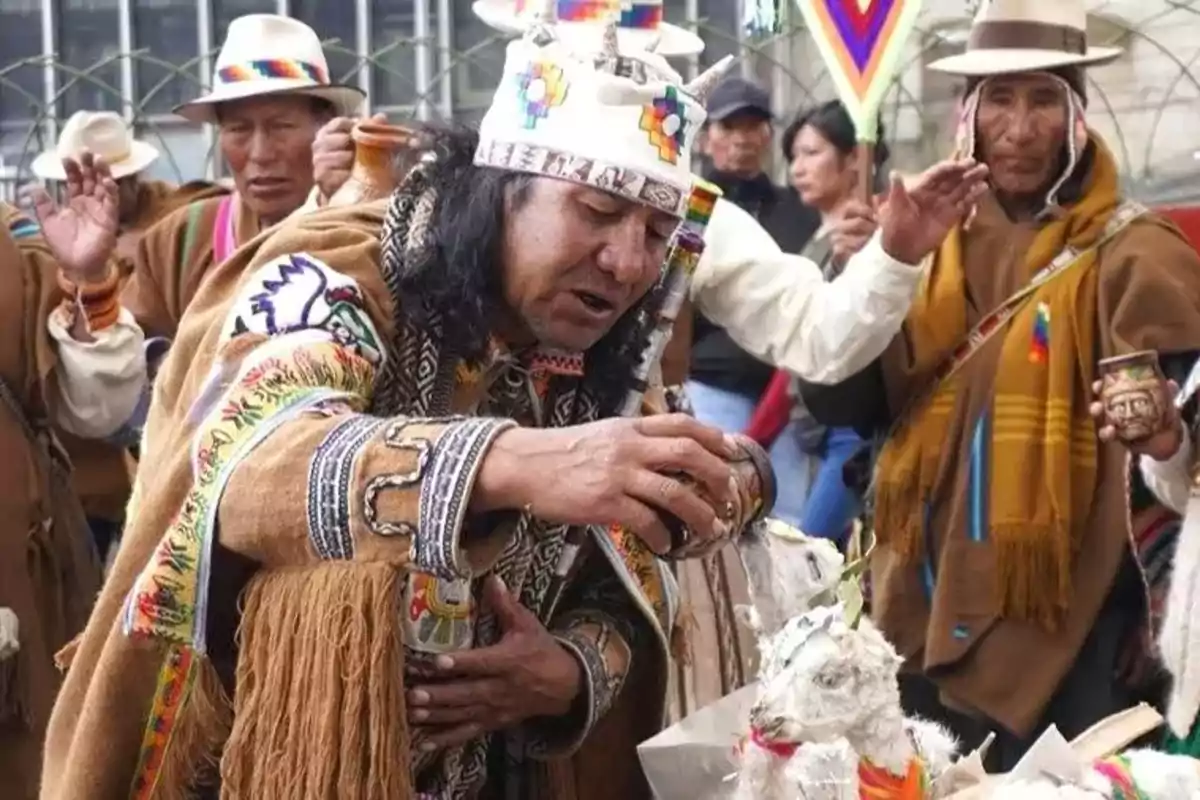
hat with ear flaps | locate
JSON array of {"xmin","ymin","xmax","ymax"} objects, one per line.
[{"xmin": 473, "ymin": 0, "xmax": 734, "ymax": 218}]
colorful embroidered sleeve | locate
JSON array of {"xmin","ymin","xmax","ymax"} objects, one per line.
[
  {"xmin": 207, "ymin": 250, "xmax": 518, "ymax": 578},
  {"xmin": 126, "ymin": 249, "xmax": 520, "ymax": 647},
  {"xmin": 523, "ymin": 549, "xmax": 650, "ymax": 759}
]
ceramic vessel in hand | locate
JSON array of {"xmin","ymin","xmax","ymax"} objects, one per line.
[
  {"xmin": 1098, "ymin": 350, "xmax": 1169, "ymax": 443},
  {"xmin": 662, "ymin": 433, "xmax": 777, "ymax": 560},
  {"xmin": 326, "ymin": 121, "xmax": 417, "ymax": 207}
]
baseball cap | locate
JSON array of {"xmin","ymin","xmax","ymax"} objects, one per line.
[{"xmin": 705, "ymin": 77, "xmax": 773, "ymax": 122}]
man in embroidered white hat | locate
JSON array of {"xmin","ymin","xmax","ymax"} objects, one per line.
[
  {"xmin": 41, "ymin": 8, "xmax": 985, "ymax": 800},
  {"xmin": 797, "ymin": 0, "xmax": 1200, "ymax": 773}
]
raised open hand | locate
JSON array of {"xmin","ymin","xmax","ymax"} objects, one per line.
[
  {"xmin": 878, "ymin": 158, "xmax": 990, "ymax": 265},
  {"xmin": 22, "ymin": 151, "xmax": 119, "ymax": 283}
]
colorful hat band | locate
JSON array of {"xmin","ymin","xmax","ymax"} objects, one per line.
[
  {"xmin": 216, "ymin": 58, "xmax": 328, "ymax": 86},
  {"xmin": 515, "ymin": 0, "xmax": 664, "ymax": 31}
]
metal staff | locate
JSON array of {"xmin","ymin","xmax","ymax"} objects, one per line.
[{"xmin": 540, "ymin": 179, "xmax": 722, "ymax": 619}]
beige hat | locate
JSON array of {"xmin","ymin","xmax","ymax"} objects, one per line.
[
  {"xmin": 31, "ymin": 111, "xmax": 160, "ymax": 181},
  {"xmin": 472, "ymin": 0, "xmax": 705, "ymax": 57},
  {"xmin": 928, "ymin": 0, "xmax": 1121, "ymax": 77},
  {"xmin": 174, "ymin": 14, "xmax": 365, "ymax": 124}
]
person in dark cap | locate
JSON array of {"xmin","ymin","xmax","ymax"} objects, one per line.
[{"xmin": 687, "ymin": 76, "xmax": 822, "ymax": 526}]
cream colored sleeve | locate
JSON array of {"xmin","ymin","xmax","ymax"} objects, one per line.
[
  {"xmin": 690, "ymin": 197, "xmax": 922, "ymax": 385},
  {"xmin": 45, "ymin": 305, "xmax": 148, "ymax": 439},
  {"xmin": 1140, "ymin": 421, "xmax": 1194, "ymax": 516}
]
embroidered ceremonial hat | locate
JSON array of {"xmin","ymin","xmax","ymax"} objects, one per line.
[
  {"xmin": 32, "ymin": 111, "xmax": 159, "ymax": 181},
  {"xmin": 474, "ymin": 5, "xmax": 731, "ymax": 217},
  {"xmin": 928, "ymin": 0, "xmax": 1121, "ymax": 77},
  {"xmin": 472, "ymin": 0, "xmax": 705, "ymax": 57},
  {"xmin": 175, "ymin": 14, "xmax": 365, "ymax": 124}
]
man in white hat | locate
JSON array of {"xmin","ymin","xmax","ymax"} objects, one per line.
[
  {"xmin": 32, "ymin": 111, "xmax": 226, "ymax": 272},
  {"xmin": 799, "ymin": 0, "xmax": 1200, "ymax": 771},
  {"xmin": 31, "ymin": 110, "xmax": 226, "ymax": 566},
  {"xmin": 41, "ymin": 9, "xmax": 984, "ymax": 800}
]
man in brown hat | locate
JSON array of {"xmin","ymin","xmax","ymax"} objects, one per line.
[{"xmin": 800, "ymin": 0, "xmax": 1200, "ymax": 770}]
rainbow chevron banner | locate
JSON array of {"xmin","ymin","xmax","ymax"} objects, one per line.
[{"xmin": 793, "ymin": 0, "xmax": 923, "ymax": 142}]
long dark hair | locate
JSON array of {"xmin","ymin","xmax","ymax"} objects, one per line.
[
  {"xmin": 781, "ymin": 100, "xmax": 889, "ymax": 188},
  {"xmin": 389, "ymin": 125, "xmax": 658, "ymax": 415}
]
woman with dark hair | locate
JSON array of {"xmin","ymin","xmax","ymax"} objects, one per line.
[{"xmin": 748, "ymin": 99, "xmax": 889, "ymax": 547}]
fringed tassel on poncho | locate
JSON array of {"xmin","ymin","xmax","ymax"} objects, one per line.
[{"xmin": 220, "ymin": 561, "xmax": 412, "ymax": 800}]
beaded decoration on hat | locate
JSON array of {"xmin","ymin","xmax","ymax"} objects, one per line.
[{"xmin": 473, "ymin": 0, "xmax": 733, "ymax": 217}]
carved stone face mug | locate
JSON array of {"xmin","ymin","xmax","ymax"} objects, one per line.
[{"xmin": 1098, "ymin": 350, "xmax": 1168, "ymax": 443}]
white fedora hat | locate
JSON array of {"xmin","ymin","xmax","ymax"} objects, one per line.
[
  {"xmin": 32, "ymin": 111, "xmax": 160, "ymax": 181},
  {"xmin": 928, "ymin": 0, "xmax": 1122, "ymax": 77},
  {"xmin": 472, "ymin": 0, "xmax": 705, "ymax": 57},
  {"xmin": 175, "ymin": 14, "xmax": 365, "ymax": 124}
]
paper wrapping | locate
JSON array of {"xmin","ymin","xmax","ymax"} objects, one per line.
[{"xmin": 638, "ymin": 684, "xmax": 758, "ymax": 800}]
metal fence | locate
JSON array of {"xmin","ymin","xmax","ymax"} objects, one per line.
[{"xmin": 4, "ymin": 6, "xmax": 1200, "ymax": 204}]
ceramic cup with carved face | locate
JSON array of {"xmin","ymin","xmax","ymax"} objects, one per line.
[{"xmin": 1098, "ymin": 351, "xmax": 1169, "ymax": 443}]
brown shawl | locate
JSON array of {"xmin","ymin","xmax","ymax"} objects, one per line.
[
  {"xmin": 42, "ymin": 201, "xmax": 678, "ymax": 800},
  {"xmin": 121, "ymin": 193, "xmax": 261, "ymax": 340},
  {"xmin": 0, "ymin": 204, "xmax": 102, "ymax": 800},
  {"xmin": 871, "ymin": 162, "xmax": 1200, "ymax": 736}
]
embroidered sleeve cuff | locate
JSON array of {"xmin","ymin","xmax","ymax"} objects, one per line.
[
  {"xmin": 524, "ymin": 614, "xmax": 632, "ymax": 760},
  {"xmin": 349, "ymin": 416, "xmax": 518, "ymax": 575},
  {"xmin": 416, "ymin": 417, "xmax": 518, "ymax": 579}
]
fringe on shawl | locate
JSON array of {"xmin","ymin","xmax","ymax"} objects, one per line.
[
  {"xmin": 220, "ymin": 561, "xmax": 412, "ymax": 800},
  {"xmin": 151, "ymin": 657, "xmax": 232, "ymax": 800},
  {"xmin": 991, "ymin": 524, "xmax": 1075, "ymax": 631}
]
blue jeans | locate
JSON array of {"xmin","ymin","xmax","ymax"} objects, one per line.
[
  {"xmin": 800, "ymin": 426, "xmax": 865, "ymax": 544},
  {"xmin": 685, "ymin": 380, "xmax": 816, "ymax": 527}
]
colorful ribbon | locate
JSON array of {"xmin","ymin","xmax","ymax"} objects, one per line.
[{"xmin": 217, "ymin": 58, "xmax": 328, "ymax": 86}]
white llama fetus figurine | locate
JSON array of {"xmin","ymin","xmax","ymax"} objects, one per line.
[{"xmin": 736, "ymin": 605, "xmax": 958, "ymax": 800}]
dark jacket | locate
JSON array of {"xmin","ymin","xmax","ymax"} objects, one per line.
[{"xmin": 690, "ymin": 169, "xmax": 821, "ymax": 398}]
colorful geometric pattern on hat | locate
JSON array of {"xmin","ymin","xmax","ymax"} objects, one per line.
[
  {"xmin": 639, "ymin": 86, "xmax": 687, "ymax": 164},
  {"xmin": 477, "ymin": 139, "xmax": 687, "ymax": 216},
  {"xmin": 516, "ymin": 0, "xmax": 664, "ymax": 30},
  {"xmin": 217, "ymin": 58, "xmax": 328, "ymax": 85},
  {"xmin": 515, "ymin": 60, "xmax": 570, "ymax": 129}
]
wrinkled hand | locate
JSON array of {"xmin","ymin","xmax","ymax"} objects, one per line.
[
  {"xmin": 21, "ymin": 151, "xmax": 119, "ymax": 283},
  {"xmin": 0, "ymin": 608, "xmax": 18, "ymax": 661},
  {"xmin": 878, "ymin": 158, "xmax": 990, "ymax": 265},
  {"xmin": 829, "ymin": 198, "xmax": 878, "ymax": 264},
  {"xmin": 312, "ymin": 112, "xmax": 387, "ymax": 200},
  {"xmin": 407, "ymin": 575, "xmax": 581, "ymax": 750},
  {"xmin": 474, "ymin": 414, "xmax": 739, "ymax": 555},
  {"xmin": 1089, "ymin": 378, "xmax": 1183, "ymax": 461}
]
